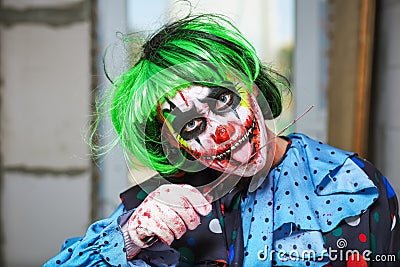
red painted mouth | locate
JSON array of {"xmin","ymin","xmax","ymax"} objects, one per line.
[{"xmin": 202, "ymin": 116, "xmax": 260, "ymax": 161}]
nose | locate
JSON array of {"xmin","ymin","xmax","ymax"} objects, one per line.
[{"xmin": 212, "ymin": 125, "xmax": 231, "ymax": 144}]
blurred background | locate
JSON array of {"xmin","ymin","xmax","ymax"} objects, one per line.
[{"xmin": 0, "ymin": 0, "xmax": 399, "ymax": 266}]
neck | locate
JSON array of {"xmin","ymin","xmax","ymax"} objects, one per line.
[{"xmin": 272, "ymin": 135, "xmax": 289, "ymax": 167}]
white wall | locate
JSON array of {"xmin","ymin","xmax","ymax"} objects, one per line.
[{"xmin": 0, "ymin": 1, "xmax": 92, "ymax": 266}]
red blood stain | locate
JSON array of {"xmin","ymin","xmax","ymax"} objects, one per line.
[{"xmin": 179, "ymin": 91, "xmax": 189, "ymax": 107}]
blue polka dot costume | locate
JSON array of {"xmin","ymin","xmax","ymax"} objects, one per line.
[{"xmin": 44, "ymin": 133, "xmax": 400, "ymax": 266}]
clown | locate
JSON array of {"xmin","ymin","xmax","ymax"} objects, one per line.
[{"xmin": 45, "ymin": 14, "xmax": 400, "ymax": 267}]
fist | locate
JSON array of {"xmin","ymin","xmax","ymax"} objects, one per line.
[{"xmin": 125, "ymin": 184, "xmax": 212, "ymax": 247}]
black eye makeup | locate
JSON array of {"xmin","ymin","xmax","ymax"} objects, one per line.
[
  {"xmin": 180, "ymin": 117, "xmax": 207, "ymax": 141},
  {"xmin": 204, "ymin": 86, "xmax": 241, "ymax": 113},
  {"xmin": 162, "ymin": 84, "xmax": 242, "ymax": 142}
]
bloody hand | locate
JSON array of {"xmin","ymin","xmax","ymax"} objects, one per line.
[{"xmin": 124, "ymin": 184, "xmax": 212, "ymax": 248}]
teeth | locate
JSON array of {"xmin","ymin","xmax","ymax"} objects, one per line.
[{"xmin": 205, "ymin": 118, "xmax": 257, "ymax": 161}]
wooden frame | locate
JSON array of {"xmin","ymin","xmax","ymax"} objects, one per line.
[{"xmin": 327, "ymin": 0, "xmax": 376, "ymax": 157}]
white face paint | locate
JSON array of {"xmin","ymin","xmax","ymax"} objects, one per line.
[{"xmin": 159, "ymin": 84, "xmax": 270, "ymax": 177}]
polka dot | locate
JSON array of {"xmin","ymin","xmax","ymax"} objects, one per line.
[
  {"xmin": 56, "ymin": 260, "xmax": 61, "ymax": 264},
  {"xmin": 254, "ymin": 200, "xmax": 258, "ymax": 205},
  {"xmin": 294, "ymin": 162, "xmax": 298, "ymax": 166},
  {"xmin": 326, "ymin": 200, "xmax": 331, "ymax": 204},
  {"xmin": 265, "ymin": 218, "xmax": 270, "ymax": 223},
  {"xmin": 338, "ymin": 207, "xmax": 343, "ymax": 211},
  {"xmin": 306, "ymin": 216, "xmax": 311, "ymax": 220},
  {"xmin": 332, "ymin": 227, "xmax": 342, "ymax": 237},
  {"xmin": 178, "ymin": 247, "xmax": 195, "ymax": 264},
  {"xmin": 284, "ymin": 171, "xmax": 288, "ymax": 176},
  {"xmin": 330, "ymin": 151, "xmax": 335, "ymax": 155},
  {"xmin": 349, "ymin": 198, "xmax": 355, "ymax": 203},
  {"xmin": 314, "ymin": 157, "xmax": 319, "ymax": 160},
  {"xmin": 327, "ymin": 220, "xmax": 332, "ymax": 225},
  {"xmin": 278, "ymin": 244, "xmax": 282, "ymax": 249},
  {"xmin": 209, "ymin": 218, "xmax": 223, "ymax": 234},
  {"xmin": 248, "ymin": 234, "xmax": 252, "ymax": 239},
  {"xmin": 232, "ymin": 230, "xmax": 237, "ymax": 240},
  {"xmin": 290, "ymin": 210, "xmax": 294, "ymax": 215},
  {"xmin": 354, "ymin": 183, "xmax": 358, "ymax": 187},
  {"xmin": 294, "ymin": 182, "xmax": 299, "ymax": 186},
  {"xmin": 345, "ymin": 216, "xmax": 361, "ymax": 226},
  {"xmin": 245, "ymin": 252, "xmax": 249, "ymax": 256},
  {"xmin": 79, "ymin": 252, "xmax": 83, "ymax": 256},
  {"xmin": 370, "ymin": 233, "xmax": 376, "ymax": 254},
  {"xmin": 285, "ymin": 191, "xmax": 290, "ymax": 195},
  {"xmin": 277, "ymin": 205, "xmax": 281, "ymax": 210},
  {"xmin": 374, "ymin": 212, "xmax": 380, "ymax": 222},
  {"xmin": 305, "ymin": 195, "xmax": 309, "ymax": 200},
  {"xmin": 187, "ymin": 237, "xmax": 196, "ymax": 246},
  {"xmin": 308, "ymin": 244, "xmax": 312, "ymax": 249},
  {"xmin": 347, "ymin": 253, "xmax": 367, "ymax": 265},
  {"xmin": 391, "ymin": 216, "xmax": 397, "ymax": 231},
  {"xmin": 68, "ymin": 248, "xmax": 72, "ymax": 253},
  {"xmin": 136, "ymin": 189, "xmax": 149, "ymax": 200},
  {"xmin": 262, "ymin": 236, "xmax": 267, "ymax": 241},
  {"xmin": 313, "ymin": 170, "xmax": 318, "ymax": 174},
  {"xmin": 303, "ymin": 176, "xmax": 308, "ymax": 180},
  {"xmin": 251, "ymin": 217, "xmax": 255, "ymax": 222},
  {"xmin": 268, "ymin": 201, "xmax": 273, "ymax": 206},
  {"xmin": 316, "ymin": 148, "xmax": 321, "ymax": 151},
  {"xmin": 358, "ymin": 233, "xmax": 367, "ymax": 243},
  {"xmin": 346, "ymin": 170, "xmax": 351, "ymax": 173}
]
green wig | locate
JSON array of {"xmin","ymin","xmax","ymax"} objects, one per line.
[{"xmin": 96, "ymin": 14, "xmax": 286, "ymax": 176}]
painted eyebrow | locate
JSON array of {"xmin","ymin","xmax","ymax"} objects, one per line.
[{"xmin": 164, "ymin": 104, "xmax": 201, "ymax": 131}]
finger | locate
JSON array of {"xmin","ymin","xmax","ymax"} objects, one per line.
[
  {"xmin": 180, "ymin": 185, "xmax": 212, "ymax": 216},
  {"xmin": 156, "ymin": 202, "xmax": 187, "ymax": 239},
  {"xmin": 151, "ymin": 184, "xmax": 211, "ymax": 216},
  {"xmin": 171, "ymin": 197, "xmax": 201, "ymax": 230},
  {"xmin": 130, "ymin": 215, "xmax": 175, "ymax": 246}
]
